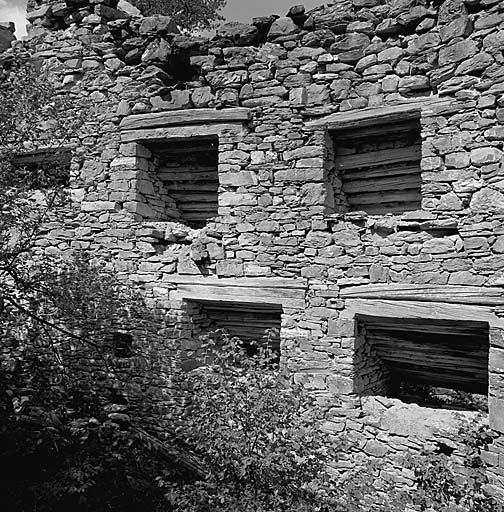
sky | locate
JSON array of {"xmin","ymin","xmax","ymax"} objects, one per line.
[{"xmin": 0, "ymin": 0, "xmax": 326, "ymax": 38}]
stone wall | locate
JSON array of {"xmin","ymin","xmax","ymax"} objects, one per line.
[{"xmin": 3, "ymin": 0, "xmax": 504, "ymax": 498}]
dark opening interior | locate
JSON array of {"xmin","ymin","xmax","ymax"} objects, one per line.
[
  {"xmin": 190, "ymin": 299, "xmax": 282, "ymax": 356},
  {"xmin": 13, "ymin": 149, "xmax": 72, "ymax": 188},
  {"xmin": 149, "ymin": 136, "xmax": 219, "ymax": 228},
  {"xmin": 355, "ymin": 315, "xmax": 489, "ymax": 411},
  {"xmin": 333, "ymin": 119, "xmax": 422, "ymax": 215},
  {"xmin": 113, "ymin": 332, "xmax": 133, "ymax": 358}
]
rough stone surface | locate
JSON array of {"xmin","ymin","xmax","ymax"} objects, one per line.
[{"xmin": 4, "ymin": 0, "xmax": 504, "ymax": 498}]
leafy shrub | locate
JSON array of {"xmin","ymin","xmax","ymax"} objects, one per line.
[{"xmin": 163, "ymin": 335, "xmax": 334, "ymax": 512}]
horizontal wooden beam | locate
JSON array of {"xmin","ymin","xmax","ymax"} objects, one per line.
[
  {"xmin": 121, "ymin": 123, "xmax": 246, "ymax": 143},
  {"xmin": 336, "ymin": 146, "xmax": 421, "ymax": 171},
  {"xmin": 343, "ymin": 298, "xmax": 504, "ymax": 329},
  {"xmin": 120, "ymin": 108, "xmax": 251, "ymax": 131},
  {"xmin": 342, "ymin": 284, "xmax": 504, "ymax": 306},
  {"xmin": 306, "ymin": 98, "xmax": 451, "ymax": 131},
  {"xmin": 166, "ymin": 275, "xmax": 307, "ymax": 289}
]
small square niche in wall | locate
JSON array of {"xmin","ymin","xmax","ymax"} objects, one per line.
[
  {"xmin": 113, "ymin": 332, "xmax": 133, "ymax": 358},
  {"xmin": 333, "ymin": 119, "xmax": 422, "ymax": 215}
]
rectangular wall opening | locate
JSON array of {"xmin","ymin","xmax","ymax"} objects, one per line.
[
  {"xmin": 148, "ymin": 136, "xmax": 218, "ymax": 228},
  {"xmin": 354, "ymin": 315, "xmax": 489, "ymax": 411},
  {"xmin": 332, "ymin": 119, "xmax": 422, "ymax": 215},
  {"xmin": 12, "ymin": 148, "xmax": 72, "ymax": 188},
  {"xmin": 188, "ymin": 299, "xmax": 282, "ymax": 357}
]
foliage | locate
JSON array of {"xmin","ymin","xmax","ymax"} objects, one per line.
[
  {"xmin": 163, "ymin": 335, "xmax": 334, "ymax": 512},
  {"xmin": 0, "ymin": 355, "xmax": 167, "ymax": 512},
  {"xmin": 0, "ymin": 48, "xmax": 169, "ymax": 512},
  {"xmin": 402, "ymin": 418, "xmax": 503, "ymax": 512},
  {"xmin": 131, "ymin": 0, "xmax": 227, "ymax": 31}
]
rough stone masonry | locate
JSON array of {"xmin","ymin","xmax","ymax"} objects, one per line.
[{"xmin": 3, "ymin": 0, "xmax": 504, "ymax": 499}]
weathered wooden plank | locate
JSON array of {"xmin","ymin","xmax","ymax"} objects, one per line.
[
  {"xmin": 342, "ymin": 284, "xmax": 504, "ymax": 305},
  {"xmin": 172, "ymin": 289, "xmax": 305, "ymax": 309},
  {"xmin": 120, "ymin": 107, "xmax": 251, "ymax": 131},
  {"xmin": 343, "ymin": 298, "xmax": 504, "ymax": 329},
  {"xmin": 344, "ymin": 175, "xmax": 421, "ymax": 194},
  {"xmin": 334, "ymin": 121, "xmax": 420, "ymax": 142},
  {"xmin": 157, "ymin": 145, "xmax": 218, "ymax": 155},
  {"xmin": 336, "ymin": 145, "xmax": 421, "ymax": 171},
  {"xmin": 170, "ymin": 193, "xmax": 217, "ymax": 203},
  {"xmin": 121, "ymin": 123, "xmax": 246, "ymax": 143},
  {"xmin": 306, "ymin": 98, "xmax": 452, "ymax": 131},
  {"xmin": 390, "ymin": 368, "xmax": 487, "ymax": 392},
  {"xmin": 159, "ymin": 166, "xmax": 217, "ymax": 174},
  {"xmin": 342, "ymin": 164, "xmax": 420, "ymax": 181},
  {"xmin": 165, "ymin": 275, "xmax": 307, "ymax": 289},
  {"xmin": 164, "ymin": 184, "xmax": 218, "ymax": 193},
  {"xmin": 356, "ymin": 203, "xmax": 421, "ymax": 215},
  {"xmin": 361, "ymin": 320, "xmax": 487, "ymax": 336},
  {"xmin": 177, "ymin": 284, "xmax": 303, "ymax": 300},
  {"xmin": 347, "ymin": 190, "xmax": 421, "ymax": 206},
  {"xmin": 369, "ymin": 335, "xmax": 488, "ymax": 357}
]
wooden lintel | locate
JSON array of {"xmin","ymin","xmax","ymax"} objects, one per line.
[
  {"xmin": 167, "ymin": 276, "xmax": 306, "ymax": 310},
  {"xmin": 341, "ymin": 284, "xmax": 504, "ymax": 306},
  {"xmin": 120, "ymin": 108, "xmax": 251, "ymax": 131},
  {"xmin": 121, "ymin": 123, "xmax": 246, "ymax": 143},
  {"xmin": 305, "ymin": 98, "xmax": 451, "ymax": 132},
  {"xmin": 342, "ymin": 298, "xmax": 504, "ymax": 329},
  {"xmin": 165, "ymin": 275, "xmax": 307, "ymax": 290}
]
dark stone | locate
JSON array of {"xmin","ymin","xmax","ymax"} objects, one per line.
[
  {"xmin": 456, "ymin": 52, "xmax": 494, "ymax": 76},
  {"xmin": 375, "ymin": 18, "xmax": 402, "ymax": 38},
  {"xmin": 396, "ymin": 6, "xmax": 431, "ymax": 32},
  {"xmin": 352, "ymin": 0, "xmax": 382, "ymax": 7},
  {"xmin": 139, "ymin": 15, "xmax": 180, "ymax": 35},
  {"xmin": 388, "ymin": 0, "xmax": 418, "ymax": 17},
  {"xmin": 287, "ymin": 5, "xmax": 308, "ymax": 27},
  {"xmin": 301, "ymin": 29, "xmax": 335, "ymax": 47},
  {"xmin": 216, "ymin": 22, "xmax": 259, "ymax": 46},
  {"xmin": 439, "ymin": 17, "xmax": 472, "ymax": 43},
  {"xmin": 64, "ymin": 0, "xmax": 90, "ymax": 7},
  {"xmin": 330, "ymin": 33, "xmax": 370, "ymax": 53},
  {"xmin": 312, "ymin": 2, "xmax": 355, "ymax": 33},
  {"xmin": 252, "ymin": 15, "xmax": 279, "ymax": 43},
  {"xmin": 438, "ymin": 0, "xmax": 468, "ymax": 25},
  {"xmin": 0, "ymin": 23, "xmax": 15, "ymax": 53},
  {"xmin": 438, "ymin": 39, "xmax": 479, "ymax": 66},
  {"xmin": 141, "ymin": 39, "xmax": 172, "ymax": 63}
]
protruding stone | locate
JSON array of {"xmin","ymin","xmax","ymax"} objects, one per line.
[
  {"xmin": 439, "ymin": 17, "xmax": 472, "ymax": 43},
  {"xmin": 470, "ymin": 188, "xmax": 504, "ymax": 211},
  {"xmin": 216, "ymin": 22, "xmax": 259, "ymax": 46},
  {"xmin": 267, "ymin": 17, "xmax": 300, "ymax": 41},
  {"xmin": 438, "ymin": 0, "xmax": 468, "ymax": 25},
  {"xmin": 139, "ymin": 15, "xmax": 180, "ymax": 35},
  {"xmin": 470, "ymin": 147, "xmax": 503, "ymax": 166},
  {"xmin": 438, "ymin": 39, "xmax": 479, "ymax": 66},
  {"xmin": 375, "ymin": 18, "xmax": 401, "ymax": 38}
]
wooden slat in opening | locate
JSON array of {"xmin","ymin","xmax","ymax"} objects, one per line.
[
  {"xmin": 333, "ymin": 118, "xmax": 422, "ymax": 215},
  {"xmin": 358, "ymin": 315, "xmax": 489, "ymax": 395},
  {"xmin": 336, "ymin": 145, "xmax": 421, "ymax": 172},
  {"xmin": 193, "ymin": 299, "xmax": 282, "ymax": 349},
  {"xmin": 391, "ymin": 367, "xmax": 488, "ymax": 394},
  {"xmin": 150, "ymin": 137, "xmax": 219, "ymax": 228},
  {"xmin": 341, "ymin": 164, "xmax": 420, "ymax": 181},
  {"xmin": 343, "ymin": 173, "xmax": 422, "ymax": 194},
  {"xmin": 335, "ymin": 119, "xmax": 421, "ymax": 143},
  {"xmin": 346, "ymin": 189, "xmax": 421, "ymax": 206}
]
